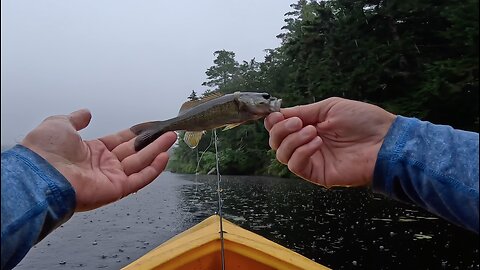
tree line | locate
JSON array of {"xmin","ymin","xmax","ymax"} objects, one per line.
[{"xmin": 168, "ymin": 0, "xmax": 478, "ymax": 176}]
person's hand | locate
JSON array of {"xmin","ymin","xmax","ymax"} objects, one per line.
[
  {"xmin": 264, "ymin": 97, "xmax": 396, "ymax": 187},
  {"xmin": 21, "ymin": 109, "xmax": 177, "ymax": 211}
]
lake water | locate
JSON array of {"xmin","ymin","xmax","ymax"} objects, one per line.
[
  {"xmin": 177, "ymin": 174, "xmax": 479, "ymax": 269},
  {"xmin": 14, "ymin": 172, "xmax": 479, "ymax": 269}
]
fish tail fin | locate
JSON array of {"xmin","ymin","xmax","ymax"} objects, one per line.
[{"xmin": 130, "ymin": 121, "xmax": 168, "ymax": 151}]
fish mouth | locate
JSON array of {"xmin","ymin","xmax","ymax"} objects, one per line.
[{"xmin": 270, "ymin": 98, "xmax": 282, "ymax": 112}]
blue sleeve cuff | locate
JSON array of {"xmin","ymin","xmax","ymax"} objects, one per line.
[
  {"xmin": 3, "ymin": 144, "xmax": 77, "ymax": 226},
  {"xmin": 1, "ymin": 145, "xmax": 76, "ymax": 269},
  {"xmin": 372, "ymin": 116, "xmax": 414, "ymax": 197}
]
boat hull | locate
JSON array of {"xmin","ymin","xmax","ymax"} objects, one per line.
[{"xmin": 122, "ymin": 215, "xmax": 330, "ymax": 270}]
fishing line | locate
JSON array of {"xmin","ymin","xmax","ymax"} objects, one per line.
[
  {"xmin": 171, "ymin": 132, "xmax": 214, "ymax": 232},
  {"xmin": 194, "ymin": 133, "xmax": 215, "ymax": 193},
  {"xmin": 169, "ymin": 129, "xmax": 225, "ymax": 269},
  {"xmin": 213, "ymin": 129, "xmax": 225, "ymax": 270}
]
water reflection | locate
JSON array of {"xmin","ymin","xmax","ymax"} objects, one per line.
[{"xmin": 176, "ymin": 174, "xmax": 479, "ymax": 269}]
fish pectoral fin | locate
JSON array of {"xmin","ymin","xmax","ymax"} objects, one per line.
[
  {"xmin": 222, "ymin": 123, "xmax": 244, "ymax": 131},
  {"xmin": 183, "ymin": 131, "xmax": 204, "ymax": 149}
]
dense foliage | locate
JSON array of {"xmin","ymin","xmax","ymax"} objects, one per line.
[{"xmin": 168, "ymin": 0, "xmax": 478, "ymax": 176}]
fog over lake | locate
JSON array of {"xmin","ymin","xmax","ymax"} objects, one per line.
[{"xmin": 1, "ymin": 0, "xmax": 291, "ymax": 146}]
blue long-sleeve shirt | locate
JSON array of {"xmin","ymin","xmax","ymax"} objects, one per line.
[
  {"xmin": 373, "ymin": 116, "xmax": 479, "ymax": 233},
  {"xmin": 1, "ymin": 145, "xmax": 76, "ymax": 270},
  {"xmin": 0, "ymin": 116, "xmax": 479, "ymax": 269}
]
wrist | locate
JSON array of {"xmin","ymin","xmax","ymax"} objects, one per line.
[
  {"xmin": 20, "ymin": 142, "xmax": 82, "ymax": 196},
  {"xmin": 365, "ymin": 113, "xmax": 397, "ymax": 184}
]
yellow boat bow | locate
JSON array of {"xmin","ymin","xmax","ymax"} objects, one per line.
[{"xmin": 122, "ymin": 215, "xmax": 330, "ymax": 270}]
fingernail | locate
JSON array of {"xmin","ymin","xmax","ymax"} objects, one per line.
[
  {"xmin": 311, "ymin": 136, "xmax": 322, "ymax": 145},
  {"xmin": 300, "ymin": 125, "xmax": 315, "ymax": 137},
  {"xmin": 285, "ymin": 118, "xmax": 301, "ymax": 130}
]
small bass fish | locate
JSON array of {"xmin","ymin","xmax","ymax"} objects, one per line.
[{"xmin": 131, "ymin": 91, "xmax": 282, "ymax": 151}]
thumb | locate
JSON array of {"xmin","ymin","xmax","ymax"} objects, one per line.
[
  {"xmin": 281, "ymin": 97, "xmax": 342, "ymax": 125},
  {"xmin": 280, "ymin": 102, "xmax": 323, "ymax": 125},
  {"xmin": 68, "ymin": 109, "xmax": 92, "ymax": 131}
]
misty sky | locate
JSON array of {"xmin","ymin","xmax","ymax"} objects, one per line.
[{"xmin": 1, "ymin": 0, "xmax": 291, "ymax": 146}]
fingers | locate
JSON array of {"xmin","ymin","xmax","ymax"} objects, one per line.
[
  {"xmin": 268, "ymin": 117, "xmax": 303, "ymax": 150},
  {"xmin": 68, "ymin": 109, "xmax": 92, "ymax": 131},
  {"xmin": 264, "ymin": 112, "xmax": 285, "ymax": 131},
  {"xmin": 99, "ymin": 129, "xmax": 137, "ymax": 151},
  {"xmin": 112, "ymin": 137, "xmax": 134, "ymax": 161},
  {"xmin": 287, "ymin": 136, "xmax": 323, "ymax": 180},
  {"xmin": 126, "ymin": 152, "xmax": 169, "ymax": 195},
  {"xmin": 121, "ymin": 132, "xmax": 177, "ymax": 175},
  {"xmin": 266, "ymin": 98, "xmax": 342, "ymax": 149},
  {"xmin": 276, "ymin": 125, "xmax": 318, "ymax": 164},
  {"xmin": 111, "ymin": 131, "xmax": 176, "ymax": 162}
]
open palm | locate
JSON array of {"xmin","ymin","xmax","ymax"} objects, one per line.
[
  {"xmin": 265, "ymin": 97, "xmax": 395, "ymax": 187},
  {"xmin": 21, "ymin": 109, "xmax": 177, "ymax": 211}
]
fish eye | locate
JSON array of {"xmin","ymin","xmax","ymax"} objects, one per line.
[{"xmin": 262, "ymin": 93, "xmax": 270, "ymax": 99}]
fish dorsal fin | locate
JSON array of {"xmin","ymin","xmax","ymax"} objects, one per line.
[
  {"xmin": 222, "ymin": 122, "xmax": 244, "ymax": 131},
  {"xmin": 183, "ymin": 131, "xmax": 205, "ymax": 149},
  {"xmin": 178, "ymin": 91, "xmax": 224, "ymax": 115}
]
